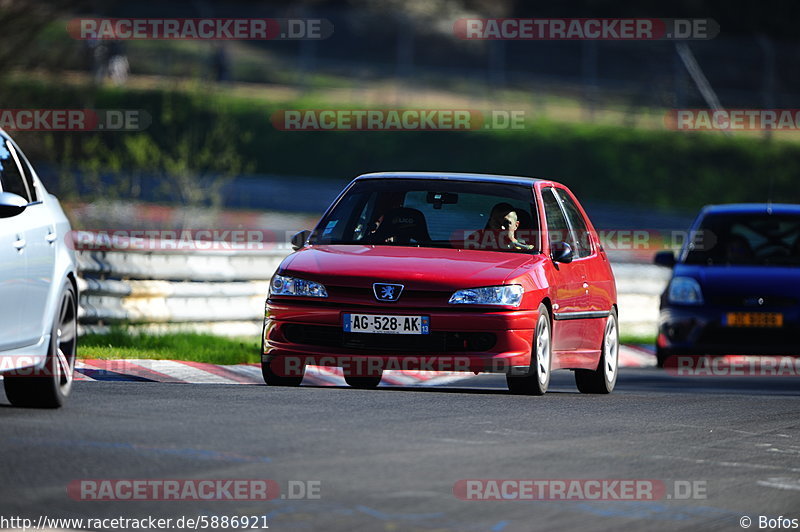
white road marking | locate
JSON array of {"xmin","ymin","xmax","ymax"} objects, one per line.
[{"xmin": 757, "ymin": 477, "xmax": 800, "ymax": 491}]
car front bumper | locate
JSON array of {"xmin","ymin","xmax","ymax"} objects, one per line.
[
  {"xmin": 657, "ymin": 304, "xmax": 800, "ymax": 357},
  {"xmin": 262, "ymin": 300, "xmax": 539, "ymax": 375}
]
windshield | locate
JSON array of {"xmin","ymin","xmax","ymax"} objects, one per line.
[
  {"xmin": 684, "ymin": 212, "xmax": 800, "ymax": 266},
  {"xmin": 310, "ymin": 178, "xmax": 539, "ymax": 252}
]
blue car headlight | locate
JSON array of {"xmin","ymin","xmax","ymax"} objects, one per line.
[
  {"xmin": 668, "ymin": 276, "xmax": 704, "ymax": 305},
  {"xmin": 449, "ymin": 285, "xmax": 523, "ymax": 307},
  {"xmin": 269, "ymin": 274, "xmax": 328, "ymax": 298}
]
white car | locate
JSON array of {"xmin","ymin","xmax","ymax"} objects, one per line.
[{"xmin": 0, "ymin": 129, "xmax": 78, "ymax": 408}]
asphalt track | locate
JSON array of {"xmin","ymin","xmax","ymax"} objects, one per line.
[{"xmin": 1, "ymin": 368, "xmax": 798, "ymax": 532}]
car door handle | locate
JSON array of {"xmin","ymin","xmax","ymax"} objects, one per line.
[
  {"xmin": 13, "ymin": 237, "xmax": 26, "ymax": 250},
  {"xmin": 45, "ymin": 230, "xmax": 57, "ymax": 243}
]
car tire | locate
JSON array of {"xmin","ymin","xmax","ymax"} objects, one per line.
[
  {"xmin": 657, "ymin": 348, "xmax": 700, "ymax": 369},
  {"xmin": 344, "ymin": 372, "xmax": 383, "ymax": 389},
  {"xmin": 506, "ymin": 303, "xmax": 551, "ymax": 396},
  {"xmin": 4, "ymin": 280, "xmax": 77, "ymax": 408},
  {"xmin": 655, "ymin": 346, "xmax": 671, "ymax": 368},
  {"xmin": 575, "ymin": 309, "xmax": 618, "ymax": 394},
  {"xmin": 261, "ymin": 358, "xmax": 304, "ymax": 386}
]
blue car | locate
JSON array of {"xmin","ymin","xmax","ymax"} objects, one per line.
[{"xmin": 653, "ymin": 203, "xmax": 800, "ymax": 367}]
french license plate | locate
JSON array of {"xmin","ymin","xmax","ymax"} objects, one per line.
[
  {"xmin": 343, "ymin": 313, "xmax": 429, "ymax": 334},
  {"xmin": 725, "ymin": 312, "xmax": 784, "ymax": 328}
]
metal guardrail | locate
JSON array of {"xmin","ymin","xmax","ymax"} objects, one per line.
[
  {"xmin": 75, "ymin": 236, "xmax": 287, "ymax": 335},
  {"xmin": 76, "ymin": 241, "xmax": 669, "ymax": 337},
  {"xmin": 612, "ymin": 263, "xmax": 671, "ymax": 336}
]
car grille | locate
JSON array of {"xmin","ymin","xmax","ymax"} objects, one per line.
[
  {"xmin": 322, "ymin": 286, "xmax": 453, "ymax": 307},
  {"xmin": 708, "ymin": 295, "xmax": 798, "ymax": 307},
  {"xmin": 282, "ymin": 324, "xmax": 496, "ymax": 352}
]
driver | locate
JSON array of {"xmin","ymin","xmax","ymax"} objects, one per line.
[{"xmin": 472, "ymin": 203, "xmax": 534, "ymax": 251}]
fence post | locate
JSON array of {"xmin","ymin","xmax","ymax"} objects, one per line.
[
  {"xmin": 757, "ymin": 35, "xmax": 776, "ymax": 140},
  {"xmin": 395, "ymin": 14, "xmax": 414, "ymax": 105},
  {"xmin": 673, "ymin": 45, "xmax": 686, "ymax": 108},
  {"xmin": 488, "ymin": 40, "xmax": 506, "ymax": 94},
  {"xmin": 582, "ymin": 40, "xmax": 598, "ymax": 121}
]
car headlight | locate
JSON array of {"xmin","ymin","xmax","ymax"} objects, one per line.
[
  {"xmin": 448, "ymin": 285, "xmax": 523, "ymax": 307},
  {"xmin": 668, "ymin": 276, "xmax": 703, "ymax": 305},
  {"xmin": 269, "ymin": 274, "xmax": 328, "ymax": 298}
]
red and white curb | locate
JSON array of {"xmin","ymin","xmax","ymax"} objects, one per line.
[
  {"xmin": 619, "ymin": 344, "xmax": 657, "ymax": 368},
  {"xmin": 72, "ymin": 346, "xmax": 655, "ymax": 385},
  {"xmin": 73, "ymin": 359, "xmax": 470, "ymax": 387}
]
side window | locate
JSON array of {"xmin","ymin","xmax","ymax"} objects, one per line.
[
  {"xmin": 8, "ymin": 140, "xmax": 38, "ymax": 202},
  {"xmin": 0, "ymin": 140, "xmax": 31, "ymax": 203},
  {"xmin": 541, "ymin": 188, "xmax": 571, "ymax": 247},
  {"xmin": 555, "ymin": 189, "xmax": 592, "ymax": 258}
]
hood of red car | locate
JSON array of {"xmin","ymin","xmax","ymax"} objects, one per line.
[{"xmin": 281, "ymin": 245, "xmax": 542, "ymax": 290}]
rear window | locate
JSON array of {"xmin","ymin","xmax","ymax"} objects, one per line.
[
  {"xmin": 310, "ymin": 178, "xmax": 539, "ymax": 252},
  {"xmin": 684, "ymin": 212, "xmax": 800, "ymax": 266}
]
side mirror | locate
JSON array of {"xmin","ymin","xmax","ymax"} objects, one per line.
[
  {"xmin": 551, "ymin": 241, "xmax": 574, "ymax": 264},
  {"xmin": 0, "ymin": 192, "xmax": 27, "ymax": 218},
  {"xmin": 654, "ymin": 250, "xmax": 676, "ymax": 268},
  {"xmin": 291, "ymin": 230, "xmax": 312, "ymax": 251}
]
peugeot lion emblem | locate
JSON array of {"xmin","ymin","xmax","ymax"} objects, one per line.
[{"xmin": 373, "ymin": 283, "xmax": 404, "ymax": 302}]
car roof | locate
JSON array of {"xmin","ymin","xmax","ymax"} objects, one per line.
[
  {"xmin": 700, "ymin": 203, "xmax": 800, "ymax": 215},
  {"xmin": 356, "ymin": 172, "xmax": 544, "ymax": 187}
]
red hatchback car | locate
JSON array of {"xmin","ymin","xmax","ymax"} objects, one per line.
[{"xmin": 262, "ymin": 172, "xmax": 619, "ymax": 394}]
